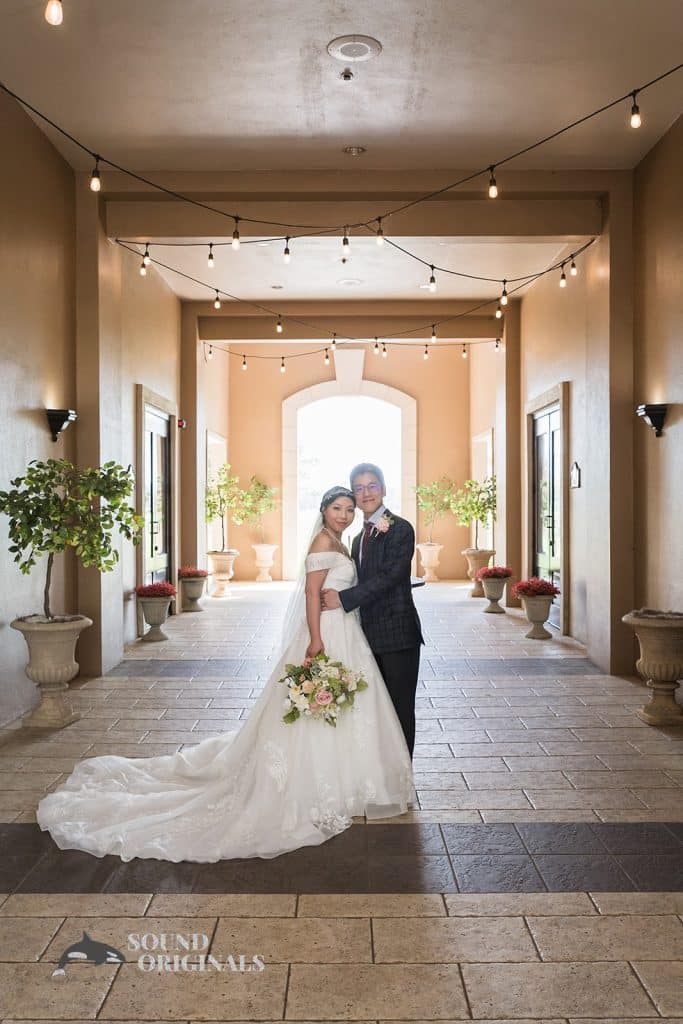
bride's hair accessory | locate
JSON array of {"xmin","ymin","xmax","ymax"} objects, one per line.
[
  {"xmin": 319, "ymin": 485, "xmax": 356, "ymax": 513},
  {"xmin": 280, "ymin": 653, "xmax": 368, "ymax": 726}
]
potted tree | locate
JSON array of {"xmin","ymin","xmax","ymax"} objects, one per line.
[
  {"xmin": 205, "ymin": 463, "xmax": 242, "ymax": 596},
  {"xmin": 622, "ymin": 609, "xmax": 683, "ymax": 725},
  {"xmin": 511, "ymin": 576, "xmax": 560, "ymax": 639},
  {"xmin": 135, "ymin": 581, "xmax": 176, "ymax": 640},
  {"xmin": 451, "ymin": 476, "xmax": 497, "ymax": 596},
  {"xmin": 476, "ymin": 565, "xmax": 513, "ymax": 614},
  {"xmin": 178, "ymin": 566, "xmax": 209, "ymax": 612},
  {"xmin": 413, "ymin": 477, "xmax": 458, "ymax": 581},
  {"xmin": 233, "ymin": 476, "xmax": 279, "ymax": 582},
  {"xmin": 0, "ymin": 458, "xmax": 141, "ymax": 727}
]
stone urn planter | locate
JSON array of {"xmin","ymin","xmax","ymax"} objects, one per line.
[
  {"xmin": 178, "ymin": 569, "xmax": 208, "ymax": 612},
  {"xmin": 462, "ymin": 548, "xmax": 495, "ymax": 597},
  {"xmin": 252, "ymin": 543, "xmax": 278, "ymax": 583},
  {"xmin": 622, "ymin": 609, "xmax": 683, "ymax": 725},
  {"xmin": 512, "ymin": 577, "xmax": 560, "ymax": 640},
  {"xmin": 416, "ymin": 542, "xmax": 444, "ymax": 582},
  {"xmin": 476, "ymin": 566, "xmax": 513, "ymax": 614},
  {"xmin": 136, "ymin": 583, "xmax": 176, "ymax": 642},
  {"xmin": 208, "ymin": 549, "xmax": 239, "ymax": 596},
  {"xmin": 10, "ymin": 615, "xmax": 92, "ymax": 728}
]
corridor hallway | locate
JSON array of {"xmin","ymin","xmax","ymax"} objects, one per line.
[{"xmin": 0, "ymin": 584, "xmax": 681, "ymax": 1020}]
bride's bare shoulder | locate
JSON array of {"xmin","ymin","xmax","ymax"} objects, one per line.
[{"xmin": 308, "ymin": 530, "xmax": 336, "ymax": 555}]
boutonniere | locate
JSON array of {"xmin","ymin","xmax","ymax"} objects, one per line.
[{"xmin": 373, "ymin": 514, "xmax": 394, "ymax": 535}]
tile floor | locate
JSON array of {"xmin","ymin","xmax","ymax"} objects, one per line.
[{"xmin": 0, "ymin": 581, "xmax": 681, "ymax": 1019}]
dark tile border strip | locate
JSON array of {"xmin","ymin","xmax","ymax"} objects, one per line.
[{"xmin": 1, "ymin": 822, "xmax": 681, "ymax": 894}]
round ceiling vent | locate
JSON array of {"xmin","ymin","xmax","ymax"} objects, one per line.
[{"xmin": 327, "ymin": 35, "xmax": 382, "ymax": 62}]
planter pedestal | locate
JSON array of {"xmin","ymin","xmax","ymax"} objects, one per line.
[
  {"xmin": 521, "ymin": 596, "xmax": 554, "ymax": 639},
  {"xmin": 208, "ymin": 549, "xmax": 239, "ymax": 596},
  {"xmin": 462, "ymin": 548, "xmax": 495, "ymax": 597},
  {"xmin": 416, "ymin": 543, "xmax": 444, "ymax": 582},
  {"xmin": 11, "ymin": 615, "xmax": 92, "ymax": 728},
  {"xmin": 180, "ymin": 577, "xmax": 206, "ymax": 612},
  {"xmin": 482, "ymin": 577, "xmax": 507, "ymax": 613},
  {"xmin": 138, "ymin": 597, "xmax": 172, "ymax": 641},
  {"xmin": 252, "ymin": 543, "xmax": 278, "ymax": 583},
  {"xmin": 622, "ymin": 611, "xmax": 683, "ymax": 726}
]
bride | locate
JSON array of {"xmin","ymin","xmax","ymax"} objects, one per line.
[{"xmin": 36, "ymin": 485, "xmax": 415, "ymax": 862}]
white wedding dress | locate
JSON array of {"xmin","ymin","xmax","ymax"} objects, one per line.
[{"xmin": 36, "ymin": 551, "xmax": 415, "ymax": 862}]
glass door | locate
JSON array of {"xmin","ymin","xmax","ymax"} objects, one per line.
[
  {"xmin": 143, "ymin": 407, "xmax": 171, "ymax": 584},
  {"xmin": 533, "ymin": 406, "xmax": 561, "ymax": 627}
]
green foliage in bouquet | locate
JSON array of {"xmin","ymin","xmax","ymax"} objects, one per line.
[{"xmin": 280, "ymin": 653, "xmax": 368, "ymax": 727}]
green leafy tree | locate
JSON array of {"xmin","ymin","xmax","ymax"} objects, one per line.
[
  {"xmin": 451, "ymin": 475, "xmax": 497, "ymax": 549},
  {"xmin": 233, "ymin": 476, "xmax": 279, "ymax": 543},
  {"xmin": 413, "ymin": 477, "xmax": 459, "ymax": 543},
  {"xmin": 0, "ymin": 459, "xmax": 142, "ymax": 620},
  {"xmin": 205, "ymin": 463, "xmax": 242, "ymax": 551}
]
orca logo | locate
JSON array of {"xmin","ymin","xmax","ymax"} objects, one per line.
[{"xmin": 52, "ymin": 930, "xmax": 126, "ymax": 977}]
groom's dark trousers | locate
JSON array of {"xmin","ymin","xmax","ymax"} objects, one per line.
[{"xmin": 339, "ymin": 511, "xmax": 424, "ymax": 757}]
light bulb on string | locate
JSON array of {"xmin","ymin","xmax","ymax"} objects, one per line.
[
  {"xmin": 495, "ymin": 338, "xmax": 501, "ymax": 352},
  {"xmin": 207, "ymin": 345, "xmax": 214, "ymax": 360},
  {"xmin": 331, "ymin": 333, "xmax": 337, "ymax": 351},
  {"xmin": 423, "ymin": 344, "xmax": 429, "ymax": 361},
  {"xmin": 232, "ymin": 218, "xmax": 241, "ymax": 250},
  {"xmin": 382, "ymin": 343, "xmax": 388, "ymax": 359},
  {"xmin": 89, "ymin": 156, "xmax": 101, "ymax": 192},
  {"xmin": 139, "ymin": 258, "xmax": 147, "ymax": 277},
  {"xmin": 428, "ymin": 266, "xmax": 437, "ymax": 293},
  {"xmin": 142, "ymin": 244, "xmax": 151, "ymax": 266},
  {"xmin": 630, "ymin": 91, "xmax": 642, "ymax": 128},
  {"xmin": 324, "ymin": 349, "xmax": 330, "ymax": 366},
  {"xmin": 431, "ymin": 324, "xmax": 437, "ymax": 342},
  {"xmin": 488, "ymin": 166, "xmax": 498, "ymax": 199},
  {"xmin": 500, "ymin": 280, "xmax": 508, "ymax": 306},
  {"xmin": 44, "ymin": 0, "xmax": 63, "ymax": 25},
  {"xmin": 207, "ymin": 243, "xmax": 215, "ymax": 269},
  {"xmin": 213, "ymin": 290, "xmax": 222, "ymax": 309},
  {"xmin": 276, "ymin": 315, "xmax": 283, "ymax": 334},
  {"xmin": 342, "ymin": 227, "xmax": 350, "ymax": 255},
  {"xmin": 570, "ymin": 258, "xmax": 578, "ymax": 277},
  {"xmin": 373, "ymin": 338, "xmax": 380, "ymax": 355},
  {"xmin": 559, "ymin": 265, "xmax": 567, "ymax": 288},
  {"xmin": 495, "ymin": 302, "xmax": 503, "ymax": 320},
  {"xmin": 280, "ymin": 356, "xmax": 286, "ymax": 374},
  {"xmin": 283, "ymin": 237, "xmax": 291, "ymax": 263},
  {"xmin": 376, "ymin": 218, "xmax": 385, "ymax": 246},
  {"xmin": 241, "ymin": 354, "xmax": 248, "ymax": 371},
  {"xmin": 461, "ymin": 344, "xmax": 468, "ymax": 360}
]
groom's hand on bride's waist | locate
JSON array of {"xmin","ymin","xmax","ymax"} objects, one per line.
[{"xmin": 321, "ymin": 588, "xmax": 341, "ymax": 610}]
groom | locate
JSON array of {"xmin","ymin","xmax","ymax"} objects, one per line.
[{"xmin": 321, "ymin": 462, "xmax": 423, "ymax": 756}]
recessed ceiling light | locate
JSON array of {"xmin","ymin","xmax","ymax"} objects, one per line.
[
  {"xmin": 343, "ymin": 145, "xmax": 366, "ymax": 156},
  {"xmin": 271, "ymin": 284, "xmax": 284, "ymax": 290},
  {"xmin": 327, "ymin": 35, "xmax": 382, "ymax": 62},
  {"xmin": 337, "ymin": 278, "xmax": 363, "ymax": 286}
]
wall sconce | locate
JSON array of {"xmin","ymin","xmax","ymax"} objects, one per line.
[
  {"xmin": 636, "ymin": 403, "xmax": 667, "ymax": 437},
  {"xmin": 46, "ymin": 408, "xmax": 77, "ymax": 442}
]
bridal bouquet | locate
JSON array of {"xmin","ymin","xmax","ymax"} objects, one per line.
[{"xmin": 280, "ymin": 653, "xmax": 368, "ymax": 727}]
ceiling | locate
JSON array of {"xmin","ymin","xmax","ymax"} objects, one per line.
[
  {"xmin": 138, "ymin": 236, "xmax": 572, "ymax": 302},
  {"xmin": 2, "ymin": 0, "xmax": 682, "ymax": 173}
]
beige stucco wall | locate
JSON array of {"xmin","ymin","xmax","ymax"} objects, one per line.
[
  {"xmin": 634, "ymin": 114, "xmax": 683, "ymax": 612},
  {"xmin": 226, "ymin": 341, "xmax": 471, "ymax": 580},
  {"xmin": 0, "ymin": 91, "xmax": 76, "ymax": 726}
]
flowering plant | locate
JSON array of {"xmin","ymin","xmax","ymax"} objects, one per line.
[
  {"xmin": 511, "ymin": 576, "xmax": 560, "ymax": 599},
  {"xmin": 280, "ymin": 653, "xmax": 368, "ymax": 727},
  {"xmin": 178, "ymin": 566, "xmax": 209, "ymax": 578},
  {"xmin": 374, "ymin": 513, "xmax": 394, "ymax": 534},
  {"xmin": 135, "ymin": 582, "xmax": 177, "ymax": 598},
  {"xmin": 475, "ymin": 565, "xmax": 513, "ymax": 580}
]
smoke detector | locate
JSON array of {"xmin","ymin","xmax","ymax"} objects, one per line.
[{"xmin": 327, "ymin": 35, "xmax": 382, "ymax": 62}]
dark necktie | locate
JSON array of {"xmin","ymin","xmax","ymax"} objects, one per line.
[{"xmin": 360, "ymin": 520, "xmax": 374, "ymax": 562}]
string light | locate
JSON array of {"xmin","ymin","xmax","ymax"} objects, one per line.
[
  {"xmin": 423, "ymin": 344, "xmax": 429, "ymax": 360},
  {"xmin": 207, "ymin": 243, "xmax": 215, "ymax": 268},
  {"xmin": 431, "ymin": 324, "xmax": 437, "ymax": 342},
  {"xmin": 280, "ymin": 356, "xmax": 286, "ymax": 374},
  {"xmin": 139, "ymin": 257, "xmax": 147, "ymax": 277},
  {"xmin": 500, "ymin": 280, "xmax": 508, "ymax": 306},
  {"xmin": 373, "ymin": 338, "xmax": 380, "ymax": 355},
  {"xmin": 242, "ymin": 354, "xmax": 248, "ymax": 371},
  {"xmin": 331, "ymin": 333, "xmax": 337, "ymax": 351},
  {"xmin": 232, "ymin": 217, "xmax": 241, "ymax": 250},
  {"xmin": 89, "ymin": 156, "xmax": 101, "ymax": 192},
  {"xmin": 342, "ymin": 227, "xmax": 350, "ymax": 255},
  {"xmin": 428, "ymin": 266, "xmax": 437, "ymax": 293},
  {"xmin": 495, "ymin": 338, "xmax": 501, "ymax": 352},
  {"xmin": 324, "ymin": 348, "xmax": 330, "ymax": 366},
  {"xmin": 44, "ymin": 0, "xmax": 63, "ymax": 25},
  {"xmin": 207, "ymin": 345, "xmax": 213, "ymax": 360},
  {"xmin": 142, "ymin": 244, "xmax": 151, "ymax": 266},
  {"xmin": 376, "ymin": 218, "xmax": 385, "ymax": 246},
  {"xmin": 495, "ymin": 302, "xmax": 503, "ymax": 320},
  {"xmin": 570, "ymin": 258, "xmax": 578, "ymax": 277},
  {"xmin": 559, "ymin": 264, "xmax": 567, "ymax": 288},
  {"xmin": 213, "ymin": 290, "xmax": 222, "ymax": 309},
  {"xmin": 283, "ymin": 236, "xmax": 291, "ymax": 263},
  {"xmin": 488, "ymin": 166, "xmax": 498, "ymax": 199},
  {"xmin": 461, "ymin": 344, "xmax": 468, "ymax": 359},
  {"xmin": 276, "ymin": 315, "xmax": 283, "ymax": 334},
  {"xmin": 630, "ymin": 91, "xmax": 642, "ymax": 128},
  {"xmin": 382, "ymin": 343, "xmax": 388, "ymax": 359}
]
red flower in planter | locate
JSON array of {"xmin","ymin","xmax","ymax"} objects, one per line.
[
  {"xmin": 135, "ymin": 582, "xmax": 177, "ymax": 598},
  {"xmin": 178, "ymin": 567, "xmax": 209, "ymax": 579},
  {"xmin": 511, "ymin": 576, "xmax": 560, "ymax": 599},
  {"xmin": 475, "ymin": 565, "xmax": 513, "ymax": 580}
]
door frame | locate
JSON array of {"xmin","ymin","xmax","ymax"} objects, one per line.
[
  {"xmin": 525, "ymin": 381, "xmax": 570, "ymax": 635},
  {"xmin": 135, "ymin": 385, "xmax": 179, "ymax": 633}
]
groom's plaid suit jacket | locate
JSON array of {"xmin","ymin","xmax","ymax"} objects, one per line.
[{"xmin": 339, "ymin": 510, "xmax": 424, "ymax": 654}]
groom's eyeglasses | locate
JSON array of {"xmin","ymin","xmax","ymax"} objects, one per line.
[{"xmin": 352, "ymin": 483, "xmax": 381, "ymax": 494}]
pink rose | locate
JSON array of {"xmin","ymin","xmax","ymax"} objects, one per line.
[
  {"xmin": 301, "ymin": 680, "xmax": 315, "ymax": 694},
  {"xmin": 314, "ymin": 690, "xmax": 333, "ymax": 706}
]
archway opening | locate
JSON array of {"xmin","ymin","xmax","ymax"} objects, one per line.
[{"xmin": 297, "ymin": 395, "xmax": 402, "ymax": 557}]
